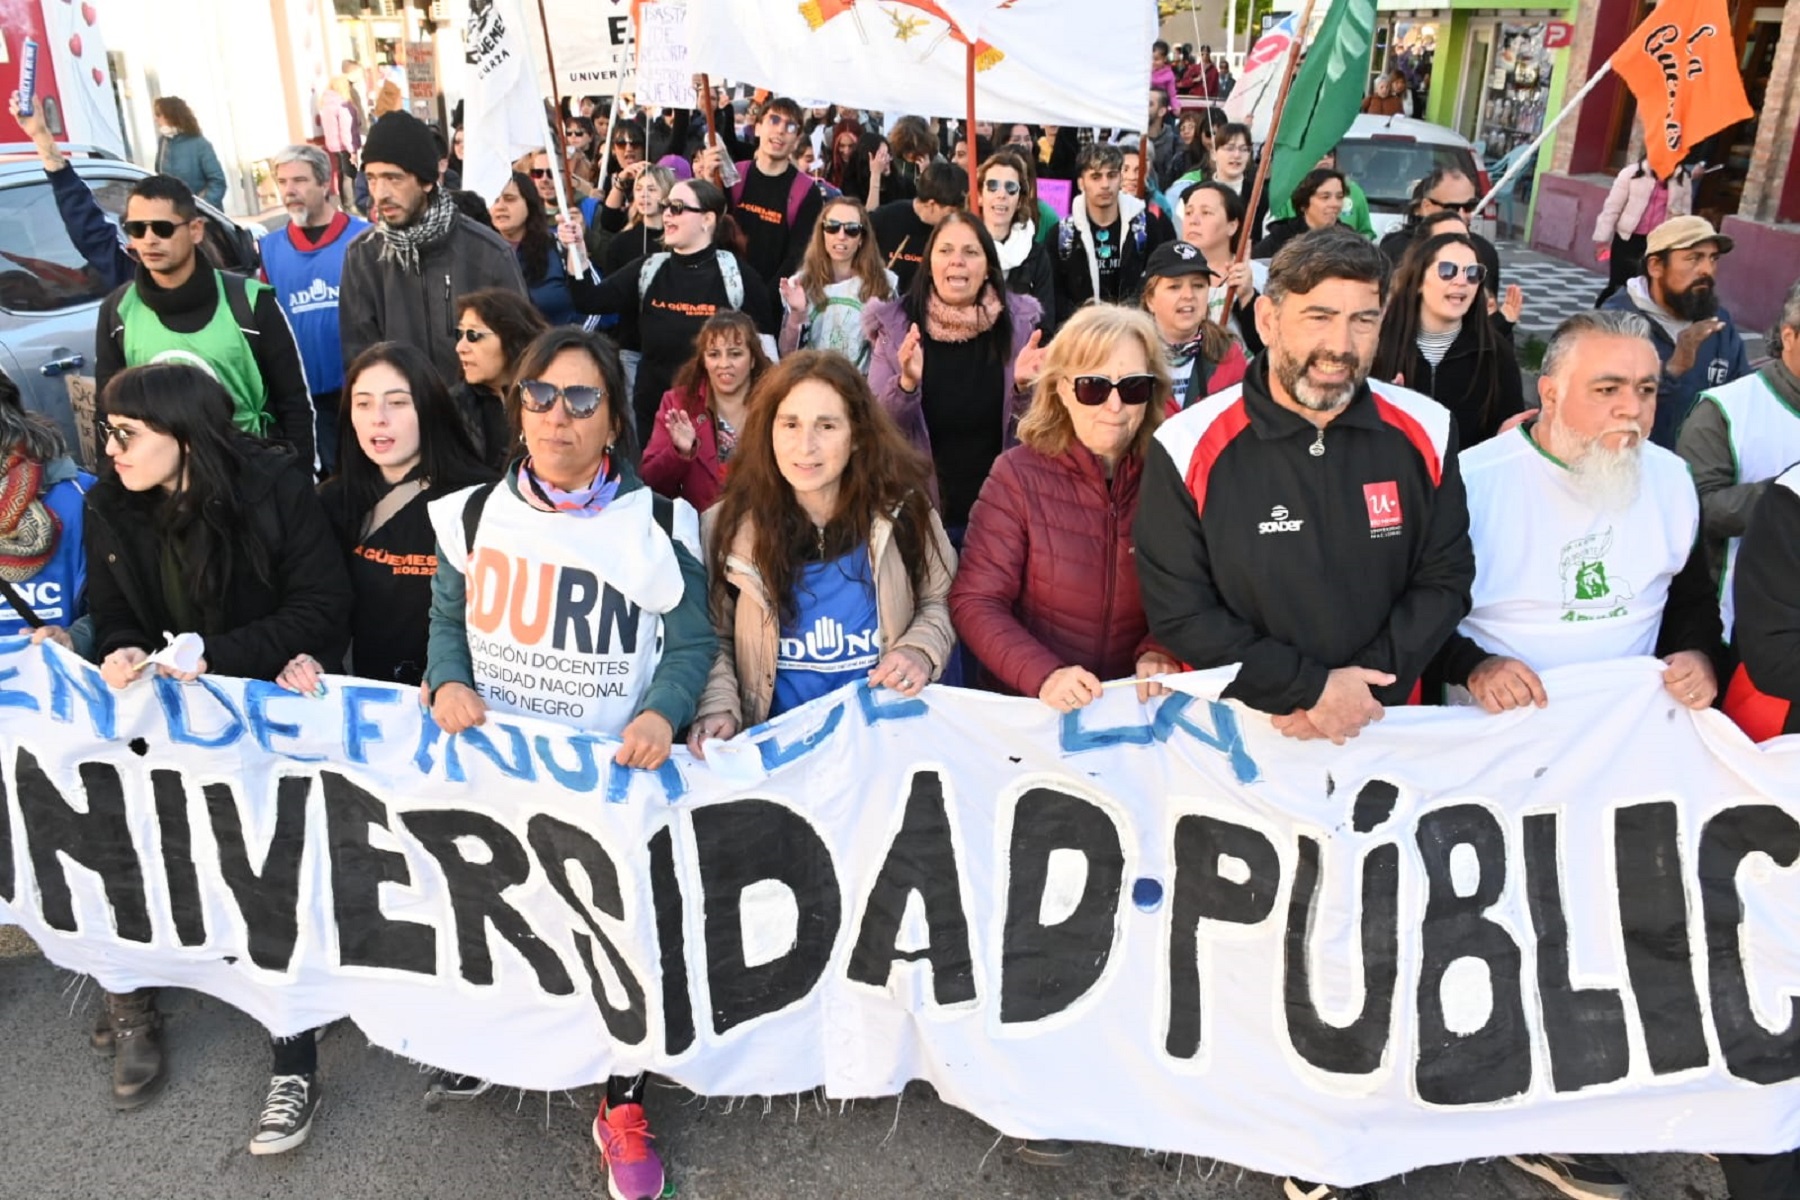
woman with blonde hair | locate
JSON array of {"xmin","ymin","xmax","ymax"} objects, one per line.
[
  {"xmin": 950, "ymin": 304, "xmax": 1178, "ymax": 707},
  {"xmin": 776, "ymin": 194, "xmax": 896, "ymax": 370}
]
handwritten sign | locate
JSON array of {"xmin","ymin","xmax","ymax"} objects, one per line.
[{"xmin": 634, "ymin": 0, "xmax": 691, "ymax": 109}]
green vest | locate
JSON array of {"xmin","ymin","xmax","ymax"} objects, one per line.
[{"xmin": 118, "ymin": 270, "xmax": 272, "ymax": 436}]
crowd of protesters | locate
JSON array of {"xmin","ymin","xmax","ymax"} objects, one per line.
[{"xmin": 3, "ymin": 32, "xmax": 1797, "ymax": 1200}]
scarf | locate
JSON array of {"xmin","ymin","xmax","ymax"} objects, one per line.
[
  {"xmin": 993, "ymin": 222, "xmax": 1035, "ymax": 273},
  {"xmin": 925, "ymin": 284, "xmax": 1004, "ymax": 343},
  {"xmin": 519, "ymin": 455, "xmax": 620, "ymax": 518},
  {"xmin": 1165, "ymin": 335, "xmax": 1207, "ymax": 371},
  {"xmin": 374, "ymin": 187, "xmax": 457, "ymax": 275},
  {"xmin": 1765, "ymin": 357, "xmax": 1800, "ymax": 414},
  {"xmin": 0, "ymin": 452, "xmax": 57, "ymax": 583}
]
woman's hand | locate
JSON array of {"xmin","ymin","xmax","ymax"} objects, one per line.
[
  {"xmin": 556, "ymin": 211, "xmax": 584, "ymax": 247},
  {"xmin": 868, "ymin": 646, "xmax": 931, "ymax": 698},
  {"xmin": 778, "ymin": 274, "xmax": 807, "ymax": 316},
  {"xmin": 616, "ymin": 710, "xmax": 675, "ymax": 769},
  {"xmin": 432, "ymin": 681, "xmax": 488, "ymax": 734},
  {"xmin": 896, "ymin": 323, "xmax": 925, "ymax": 393},
  {"xmin": 1038, "ymin": 665, "xmax": 1103, "ymax": 712},
  {"xmin": 664, "ymin": 407, "xmax": 698, "ymax": 457},
  {"xmin": 29, "ymin": 625, "xmax": 72, "ymax": 651},
  {"xmin": 100, "ymin": 647, "xmax": 148, "ymax": 689},
  {"xmin": 1134, "ymin": 651, "xmax": 1180, "ymax": 703},
  {"xmin": 1220, "ymin": 260, "xmax": 1255, "ymax": 305},
  {"xmin": 686, "ymin": 712, "xmax": 739, "ymax": 758},
  {"xmin": 1013, "ymin": 329, "xmax": 1048, "ymax": 392},
  {"xmin": 1500, "ymin": 283, "xmax": 1524, "ymax": 325},
  {"xmin": 276, "ymin": 653, "xmax": 327, "ymax": 697}
]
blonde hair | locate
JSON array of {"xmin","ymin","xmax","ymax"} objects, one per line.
[{"xmin": 1015, "ymin": 305, "xmax": 1170, "ymax": 458}]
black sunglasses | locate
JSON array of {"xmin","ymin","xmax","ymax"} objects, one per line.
[
  {"xmin": 518, "ymin": 380, "xmax": 606, "ymax": 418},
  {"xmin": 98, "ymin": 419, "xmax": 140, "ymax": 449},
  {"xmin": 528, "ymin": 168, "xmax": 553, "ymax": 179},
  {"xmin": 122, "ymin": 218, "xmax": 191, "ymax": 239},
  {"xmin": 822, "ymin": 220, "xmax": 865, "ymax": 237},
  {"xmin": 1427, "ymin": 196, "xmax": 1479, "ymax": 213},
  {"xmin": 662, "ymin": 199, "xmax": 708, "ymax": 216},
  {"xmin": 454, "ymin": 327, "xmax": 492, "ymax": 344},
  {"xmin": 1433, "ymin": 261, "xmax": 1487, "ymax": 284},
  {"xmin": 1071, "ymin": 374, "xmax": 1158, "ymax": 407}
]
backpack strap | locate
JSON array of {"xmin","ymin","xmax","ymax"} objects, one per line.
[
  {"xmin": 638, "ymin": 252, "xmax": 672, "ymax": 304},
  {"xmin": 786, "ymin": 172, "xmax": 811, "ymax": 228},
  {"xmin": 460, "ymin": 480, "xmax": 500, "ymax": 555},
  {"xmin": 730, "ymin": 163, "xmax": 752, "ymax": 206},
  {"xmin": 0, "ymin": 577, "xmax": 44, "ymax": 628},
  {"xmin": 716, "ymin": 251, "xmax": 745, "ymax": 310},
  {"xmin": 651, "ymin": 492, "xmax": 674, "ymax": 539},
  {"xmin": 220, "ymin": 270, "xmax": 259, "ymax": 337}
]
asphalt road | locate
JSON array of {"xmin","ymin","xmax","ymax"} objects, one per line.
[{"xmin": 0, "ymin": 930, "xmax": 1730, "ymax": 1200}]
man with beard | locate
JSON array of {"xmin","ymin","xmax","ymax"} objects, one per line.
[
  {"xmin": 1602, "ymin": 215, "xmax": 1750, "ymax": 447},
  {"xmin": 1439, "ymin": 310, "xmax": 1719, "ymax": 728},
  {"xmin": 261, "ymin": 145, "xmax": 370, "ymax": 475},
  {"xmin": 338, "ymin": 111, "xmax": 526, "ymax": 384}
]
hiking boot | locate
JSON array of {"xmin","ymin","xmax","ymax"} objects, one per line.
[
  {"xmin": 592, "ymin": 1100, "xmax": 664, "ymax": 1200},
  {"xmin": 1505, "ymin": 1153, "xmax": 1633, "ymax": 1199},
  {"xmin": 249, "ymin": 1073, "xmax": 320, "ymax": 1156},
  {"xmin": 90, "ymin": 1002, "xmax": 113, "ymax": 1055},
  {"xmin": 105, "ymin": 989, "xmax": 164, "ymax": 1109}
]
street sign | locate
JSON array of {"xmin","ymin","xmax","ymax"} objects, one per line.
[{"xmin": 1544, "ymin": 21, "xmax": 1575, "ymax": 50}]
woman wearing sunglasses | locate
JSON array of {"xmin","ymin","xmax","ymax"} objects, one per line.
[
  {"xmin": 490, "ymin": 171, "xmax": 600, "ymax": 327},
  {"xmin": 423, "ymin": 327, "xmax": 714, "ymax": 1200},
  {"xmin": 84, "ymin": 363, "xmax": 351, "ymax": 1152},
  {"xmin": 976, "ymin": 151, "xmax": 1056, "ymax": 331},
  {"xmin": 642, "ymin": 311, "xmax": 773, "ymax": 511},
  {"xmin": 451, "ymin": 288, "xmax": 548, "ymax": 470},
  {"xmin": 950, "ymin": 305, "xmax": 1179, "ymax": 707},
  {"xmin": 575, "ymin": 178, "xmax": 777, "ymax": 439},
  {"xmin": 864, "ymin": 212, "xmax": 1045, "ymax": 544},
  {"xmin": 1372, "ymin": 231, "xmax": 1525, "ymax": 449},
  {"xmin": 687, "ymin": 350, "xmax": 956, "ymax": 752},
  {"xmin": 776, "ymin": 197, "xmax": 896, "ymax": 370}
]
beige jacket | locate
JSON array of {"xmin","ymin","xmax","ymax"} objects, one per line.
[{"xmin": 698, "ymin": 507, "xmax": 958, "ymax": 728}]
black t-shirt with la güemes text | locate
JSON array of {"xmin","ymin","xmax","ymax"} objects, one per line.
[{"xmin": 734, "ymin": 163, "xmax": 821, "ymax": 282}]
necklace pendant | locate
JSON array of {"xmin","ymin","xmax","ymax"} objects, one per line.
[{"xmin": 1309, "ymin": 430, "xmax": 1326, "ymax": 458}]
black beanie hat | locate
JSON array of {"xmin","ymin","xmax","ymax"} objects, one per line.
[{"xmin": 362, "ymin": 110, "xmax": 440, "ymax": 184}]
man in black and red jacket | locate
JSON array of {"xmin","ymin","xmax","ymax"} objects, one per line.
[
  {"xmin": 1727, "ymin": 460, "xmax": 1800, "ymax": 740},
  {"xmin": 1135, "ymin": 226, "xmax": 1475, "ymax": 751}
]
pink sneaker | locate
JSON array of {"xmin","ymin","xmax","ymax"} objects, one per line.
[{"xmin": 592, "ymin": 1100, "xmax": 664, "ymax": 1200}]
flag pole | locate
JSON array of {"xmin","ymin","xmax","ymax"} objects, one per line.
[
  {"xmin": 592, "ymin": 36, "xmax": 634, "ymax": 202},
  {"xmin": 534, "ymin": 0, "xmax": 590, "ymax": 274},
  {"xmin": 1222, "ymin": 0, "xmax": 1319, "ymax": 311},
  {"xmin": 965, "ymin": 43, "xmax": 980, "ymax": 209},
  {"xmin": 1474, "ymin": 61, "xmax": 1613, "ymax": 212}
]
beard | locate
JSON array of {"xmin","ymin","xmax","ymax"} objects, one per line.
[
  {"xmin": 1272, "ymin": 345, "xmax": 1368, "ymax": 414},
  {"xmin": 1665, "ymin": 278, "xmax": 1719, "ymax": 321},
  {"xmin": 1566, "ymin": 435, "xmax": 1643, "ymax": 513}
]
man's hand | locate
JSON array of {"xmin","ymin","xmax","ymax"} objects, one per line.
[
  {"xmin": 100, "ymin": 647, "xmax": 148, "ymax": 690},
  {"xmin": 8, "ymin": 92, "xmax": 64, "ymax": 170},
  {"xmin": 1271, "ymin": 709, "xmax": 1326, "ymax": 740},
  {"xmin": 431, "ymin": 681, "xmax": 488, "ymax": 733},
  {"xmin": 615, "ymin": 710, "xmax": 675, "ymax": 769},
  {"xmin": 1662, "ymin": 649, "xmax": 1717, "ymax": 710},
  {"xmin": 1134, "ymin": 651, "xmax": 1179, "ymax": 703},
  {"xmin": 1303, "ymin": 666, "xmax": 1395, "ymax": 744},
  {"xmin": 1667, "ymin": 318, "xmax": 1726, "ymax": 378},
  {"xmin": 1467, "ymin": 655, "xmax": 1547, "ymax": 713}
]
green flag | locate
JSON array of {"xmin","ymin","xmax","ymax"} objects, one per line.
[{"xmin": 1267, "ymin": 0, "xmax": 1379, "ymax": 221}]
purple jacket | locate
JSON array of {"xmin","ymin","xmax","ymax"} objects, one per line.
[{"xmin": 862, "ymin": 290, "xmax": 1043, "ymax": 480}]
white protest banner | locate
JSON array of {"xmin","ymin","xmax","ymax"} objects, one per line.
[
  {"xmin": 528, "ymin": 0, "xmax": 636, "ymax": 93},
  {"xmin": 3, "ymin": 639, "xmax": 1800, "ymax": 1188},
  {"xmin": 461, "ymin": 0, "xmax": 551, "ymax": 204},
  {"xmin": 684, "ymin": 0, "xmax": 1156, "ymax": 130},
  {"xmin": 634, "ymin": 0, "xmax": 693, "ymax": 110}
]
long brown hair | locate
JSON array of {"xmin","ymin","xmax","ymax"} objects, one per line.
[
  {"xmin": 669, "ymin": 311, "xmax": 773, "ymax": 417},
  {"xmin": 707, "ymin": 351, "xmax": 941, "ymax": 624},
  {"xmin": 1372, "ymin": 231, "xmax": 1504, "ymax": 432},
  {"xmin": 153, "ymin": 96, "xmax": 201, "ymax": 137},
  {"xmin": 794, "ymin": 196, "xmax": 894, "ymax": 310}
]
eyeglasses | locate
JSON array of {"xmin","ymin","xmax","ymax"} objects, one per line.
[
  {"xmin": 528, "ymin": 168, "xmax": 553, "ymax": 179},
  {"xmin": 1426, "ymin": 196, "xmax": 1479, "ymax": 213},
  {"xmin": 518, "ymin": 379, "xmax": 606, "ymax": 418},
  {"xmin": 455, "ymin": 327, "xmax": 493, "ymax": 344},
  {"xmin": 983, "ymin": 178, "xmax": 1021, "ymax": 196},
  {"xmin": 1071, "ymin": 374, "xmax": 1158, "ymax": 407},
  {"xmin": 822, "ymin": 220, "xmax": 865, "ymax": 237},
  {"xmin": 98, "ymin": 420, "xmax": 139, "ymax": 449},
  {"xmin": 122, "ymin": 218, "xmax": 191, "ymax": 239},
  {"xmin": 1433, "ymin": 261, "xmax": 1488, "ymax": 284},
  {"xmin": 662, "ymin": 199, "xmax": 705, "ymax": 216},
  {"xmin": 764, "ymin": 119, "xmax": 801, "ymax": 134}
]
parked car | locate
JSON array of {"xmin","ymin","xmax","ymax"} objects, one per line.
[
  {"xmin": 1332, "ymin": 114, "xmax": 1495, "ymax": 242},
  {"xmin": 0, "ymin": 144, "xmax": 263, "ymax": 455}
]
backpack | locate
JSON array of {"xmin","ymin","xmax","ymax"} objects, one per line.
[
  {"xmin": 461, "ymin": 481, "xmax": 674, "ymax": 552},
  {"xmin": 729, "ymin": 163, "xmax": 813, "ymax": 228},
  {"xmin": 637, "ymin": 250, "xmax": 745, "ymax": 311}
]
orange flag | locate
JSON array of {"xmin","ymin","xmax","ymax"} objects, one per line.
[{"xmin": 1609, "ymin": 0, "xmax": 1754, "ymax": 180}]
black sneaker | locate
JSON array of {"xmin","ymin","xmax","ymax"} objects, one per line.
[
  {"xmin": 249, "ymin": 1073, "xmax": 319, "ymax": 1156},
  {"xmin": 1283, "ymin": 1180, "xmax": 1374, "ymax": 1200},
  {"xmin": 423, "ymin": 1071, "xmax": 492, "ymax": 1108},
  {"xmin": 1505, "ymin": 1153, "xmax": 1632, "ymax": 1199}
]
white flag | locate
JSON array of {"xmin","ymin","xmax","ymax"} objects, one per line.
[
  {"xmin": 685, "ymin": 0, "xmax": 1156, "ymax": 130},
  {"xmin": 462, "ymin": 0, "xmax": 550, "ymax": 204},
  {"xmin": 1224, "ymin": 14, "xmax": 1299, "ymax": 144}
]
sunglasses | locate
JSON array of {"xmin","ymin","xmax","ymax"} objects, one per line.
[
  {"xmin": 122, "ymin": 218, "xmax": 191, "ymax": 239},
  {"xmin": 822, "ymin": 220, "xmax": 865, "ymax": 237},
  {"xmin": 983, "ymin": 178, "xmax": 1021, "ymax": 196},
  {"xmin": 1427, "ymin": 196, "xmax": 1479, "ymax": 213},
  {"xmin": 98, "ymin": 419, "xmax": 140, "ymax": 449},
  {"xmin": 518, "ymin": 380, "xmax": 606, "ymax": 418},
  {"xmin": 528, "ymin": 168, "xmax": 553, "ymax": 179},
  {"xmin": 764, "ymin": 119, "xmax": 801, "ymax": 134},
  {"xmin": 1071, "ymin": 374, "xmax": 1158, "ymax": 407},
  {"xmin": 1433, "ymin": 261, "xmax": 1488, "ymax": 284},
  {"xmin": 454, "ymin": 327, "xmax": 493, "ymax": 344},
  {"xmin": 662, "ymin": 199, "xmax": 706, "ymax": 216}
]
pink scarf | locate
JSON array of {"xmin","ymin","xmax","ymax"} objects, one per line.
[
  {"xmin": 518, "ymin": 454, "xmax": 620, "ymax": 517},
  {"xmin": 925, "ymin": 284, "xmax": 1004, "ymax": 343}
]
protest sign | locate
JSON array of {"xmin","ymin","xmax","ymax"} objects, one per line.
[{"xmin": 634, "ymin": 0, "xmax": 692, "ymax": 110}]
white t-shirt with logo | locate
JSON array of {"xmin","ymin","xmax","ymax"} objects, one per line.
[{"xmin": 1458, "ymin": 426, "xmax": 1699, "ymax": 671}]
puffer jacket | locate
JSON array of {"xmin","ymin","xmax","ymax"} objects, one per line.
[
  {"xmin": 949, "ymin": 441, "xmax": 1163, "ymax": 696},
  {"xmin": 698, "ymin": 506, "xmax": 958, "ymax": 729}
]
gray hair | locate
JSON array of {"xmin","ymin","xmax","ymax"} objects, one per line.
[
  {"xmin": 0, "ymin": 396, "xmax": 68, "ymax": 464},
  {"xmin": 1771, "ymin": 279, "xmax": 1800, "ymax": 350},
  {"xmin": 1265, "ymin": 225, "xmax": 1388, "ymax": 305},
  {"xmin": 1542, "ymin": 309, "xmax": 1654, "ymax": 381},
  {"xmin": 272, "ymin": 143, "xmax": 331, "ymax": 187}
]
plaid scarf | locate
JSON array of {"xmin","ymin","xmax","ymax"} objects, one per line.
[
  {"xmin": 0, "ymin": 451, "xmax": 57, "ymax": 583},
  {"xmin": 374, "ymin": 187, "xmax": 457, "ymax": 275}
]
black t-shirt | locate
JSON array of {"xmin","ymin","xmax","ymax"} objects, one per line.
[
  {"xmin": 920, "ymin": 332, "xmax": 1006, "ymax": 530},
  {"xmin": 871, "ymin": 200, "xmax": 934, "ymax": 295},
  {"xmin": 733, "ymin": 163, "xmax": 821, "ymax": 282},
  {"xmin": 1094, "ymin": 216, "xmax": 1124, "ymax": 301}
]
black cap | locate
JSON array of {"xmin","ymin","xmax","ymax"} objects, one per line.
[
  {"xmin": 1144, "ymin": 240, "xmax": 1216, "ymax": 282},
  {"xmin": 361, "ymin": 110, "xmax": 440, "ymax": 185}
]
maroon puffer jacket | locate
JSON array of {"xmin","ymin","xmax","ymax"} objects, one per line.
[{"xmin": 950, "ymin": 441, "xmax": 1161, "ymax": 696}]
